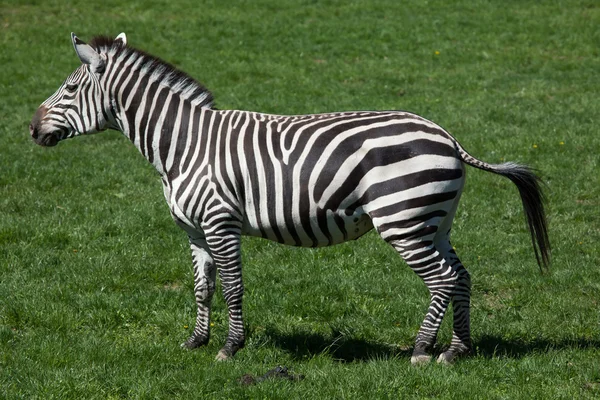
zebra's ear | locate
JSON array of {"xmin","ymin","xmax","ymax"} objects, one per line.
[
  {"xmin": 71, "ymin": 33, "xmax": 106, "ymax": 73},
  {"xmin": 115, "ymin": 32, "xmax": 127, "ymax": 46}
]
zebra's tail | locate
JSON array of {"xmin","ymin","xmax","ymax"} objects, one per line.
[{"xmin": 455, "ymin": 142, "xmax": 550, "ymax": 271}]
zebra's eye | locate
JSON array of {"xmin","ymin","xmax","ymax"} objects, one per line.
[{"xmin": 65, "ymin": 83, "xmax": 78, "ymax": 92}]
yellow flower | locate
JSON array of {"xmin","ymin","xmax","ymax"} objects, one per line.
[
  {"xmin": 559, "ymin": 141, "xmax": 564, "ymax": 145},
  {"xmin": 532, "ymin": 144, "xmax": 538, "ymax": 148},
  {"xmin": 434, "ymin": 50, "xmax": 440, "ymax": 55},
  {"xmin": 210, "ymin": 322, "xmax": 215, "ymax": 327},
  {"xmin": 184, "ymin": 325, "xmax": 189, "ymax": 329}
]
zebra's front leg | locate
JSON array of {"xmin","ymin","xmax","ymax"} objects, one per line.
[
  {"xmin": 182, "ymin": 236, "xmax": 216, "ymax": 350},
  {"xmin": 206, "ymin": 231, "xmax": 245, "ymax": 361}
]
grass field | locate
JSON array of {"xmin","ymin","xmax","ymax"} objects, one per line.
[{"xmin": 1, "ymin": 0, "xmax": 600, "ymax": 398}]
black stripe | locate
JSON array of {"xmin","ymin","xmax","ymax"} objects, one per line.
[
  {"xmin": 187, "ymin": 176, "xmax": 211, "ymax": 222},
  {"xmin": 216, "ymin": 113, "xmax": 239, "ymax": 207},
  {"xmin": 138, "ymin": 80, "xmax": 161, "ymax": 157},
  {"xmin": 168, "ymin": 101, "xmax": 191, "ymax": 180},
  {"xmin": 181, "ymin": 108, "xmax": 203, "ymax": 174},
  {"xmin": 242, "ymin": 117, "xmax": 268, "ymax": 238},
  {"xmin": 384, "ymin": 225, "xmax": 439, "ymax": 242},
  {"xmin": 333, "ymin": 213, "xmax": 348, "ymax": 242},
  {"xmin": 378, "ymin": 210, "xmax": 448, "ymax": 232},
  {"xmin": 260, "ymin": 121, "xmax": 284, "ymax": 242},
  {"xmin": 146, "ymin": 86, "xmax": 170, "ymax": 164},
  {"xmin": 369, "ymin": 190, "xmax": 459, "ymax": 219},
  {"xmin": 158, "ymin": 95, "xmax": 180, "ymax": 168},
  {"xmin": 402, "ymin": 246, "xmax": 437, "ymax": 263}
]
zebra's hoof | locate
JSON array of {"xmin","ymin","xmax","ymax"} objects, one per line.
[
  {"xmin": 215, "ymin": 339, "xmax": 244, "ymax": 361},
  {"xmin": 215, "ymin": 349, "xmax": 231, "ymax": 361},
  {"xmin": 436, "ymin": 345, "xmax": 471, "ymax": 364},
  {"xmin": 410, "ymin": 354, "xmax": 432, "ymax": 365},
  {"xmin": 181, "ymin": 334, "xmax": 209, "ymax": 350},
  {"xmin": 436, "ymin": 352, "xmax": 455, "ymax": 365}
]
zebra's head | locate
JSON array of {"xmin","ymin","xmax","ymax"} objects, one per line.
[{"xmin": 30, "ymin": 32, "xmax": 126, "ymax": 147}]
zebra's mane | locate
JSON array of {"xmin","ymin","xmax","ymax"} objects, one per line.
[{"xmin": 89, "ymin": 36, "xmax": 215, "ymax": 108}]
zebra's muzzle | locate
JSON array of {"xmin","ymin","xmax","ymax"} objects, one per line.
[
  {"xmin": 30, "ymin": 106, "xmax": 59, "ymax": 147},
  {"xmin": 34, "ymin": 131, "xmax": 59, "ymax": 147}
]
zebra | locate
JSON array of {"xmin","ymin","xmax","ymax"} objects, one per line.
[{"xmin": 30, "ymin": 33, "xmax": 550, "ymax": 365}]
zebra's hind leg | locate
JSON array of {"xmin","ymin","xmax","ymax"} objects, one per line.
[
  {"xmin": 388, "ymin": 238, "xmax": 461, "ymax": 365},
  {"xmin": 434, "ymin": 237, "xmax": 472, "ymax": 364},
  {"xmin": 182, "ymin": 236, "xmax": 216, "ymax": 350},
  {"xmin": 206, "ymin": 229, "xmax": 245, "ymax": 361}
]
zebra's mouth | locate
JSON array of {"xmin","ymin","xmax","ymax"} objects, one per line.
[
  {"xmin": 42, "ymin": 134, "xmax": 59, "ymax": 147},
  {"xmin": 32, "ymin": 131, "xmax": 60, "ymax": 147}
]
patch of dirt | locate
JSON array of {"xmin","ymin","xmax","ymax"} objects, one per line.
[{"xmin": 239, "ymin": 366, "xmax": 305, "ymax": 386}]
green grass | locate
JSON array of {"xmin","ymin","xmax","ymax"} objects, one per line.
[{"xmin": 2, "ymin": 0, "xmax": 600, "ymax": 398}]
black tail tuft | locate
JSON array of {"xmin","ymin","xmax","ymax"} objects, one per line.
[{"xmin": 491, "ymin": 162, "xmax": 551, "ymax": 271}]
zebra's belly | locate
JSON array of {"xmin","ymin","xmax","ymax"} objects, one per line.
[
  {"xmin": 338, "ymin": 211, "xmax": 374, "ymax": 243},
  {"xmin": 242, "ymin": 208, "xmax": 374, "ymax": 247}
]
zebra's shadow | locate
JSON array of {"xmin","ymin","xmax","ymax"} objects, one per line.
[
  {"xmin": 264, "ymin": 328, "xmax": 599, "ymax": 362},
  {"xmin": 473, "ymin": 335, "xmax": 600, "ymax": 359},
  {"xmin": 264, "ymin": 327, "xmax": 411, "ymax": 362}
]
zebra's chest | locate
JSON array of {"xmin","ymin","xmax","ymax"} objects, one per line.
[{"xmin": 162, "ymin": 175, "xmax": 218, "ymax": 233}]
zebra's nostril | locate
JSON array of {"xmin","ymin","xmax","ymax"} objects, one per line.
[{"xmin": 29, "ymin": 123, "xmax": 38, "ymax": 139}]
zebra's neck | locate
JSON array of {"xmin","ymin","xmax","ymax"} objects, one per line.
[
  {"xmin": 118, "ymin": 89, "xmax": 214, "ymax": 178},
  {"xmin": 102, "ymin": 44, "xmax": 214, "ymax": 177}
]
